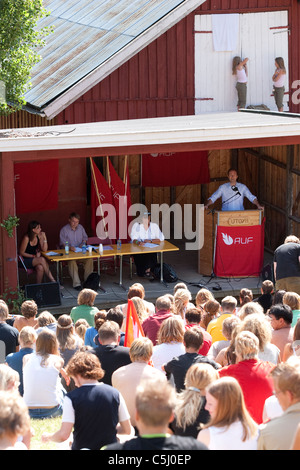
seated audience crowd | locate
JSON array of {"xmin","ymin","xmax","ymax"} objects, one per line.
[{"xmin": 1, "ymin": 277, "xmax": 300, "ymax": 451}]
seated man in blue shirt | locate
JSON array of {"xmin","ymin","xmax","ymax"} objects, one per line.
[
  {"xmin": 204, "ymin": 168, "xmax": 263, "ymax": 212},
  {"xmin": 59, "ymin": 212, "xmax": 93, "ymax": 290}
]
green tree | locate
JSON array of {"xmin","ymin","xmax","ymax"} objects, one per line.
[{"xmin": 0, "ymin": 0, "xmax": 52, "ymax": 114}]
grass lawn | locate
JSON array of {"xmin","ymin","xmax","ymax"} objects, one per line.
[{"xmin": 29, "ymin": 416, "xmax": 71, "ymax": 450}]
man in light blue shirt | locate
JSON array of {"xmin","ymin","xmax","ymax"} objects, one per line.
[
  {"xmin": 204, "ymin": 168, "xmax": 263, "ymax": 212},
  {"xmin": 59, "ymin": 212, "xmax": 93, "ymax": 290}
]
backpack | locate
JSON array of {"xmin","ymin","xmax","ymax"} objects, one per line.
[
  {"xmin": 82, "ymin": 272, "xmax": 100, "ymax": 291},
  {"xmin": 151, "ymin": 263, "xmax": 178, "ymax": 283}
]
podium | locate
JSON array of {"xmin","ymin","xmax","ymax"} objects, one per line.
[{"xmin": 198, "ymin": 210, "xmax": 264, "ymax": 277}]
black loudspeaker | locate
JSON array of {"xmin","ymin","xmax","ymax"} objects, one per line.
[
  {"xmin": 25, "ymin": 282, "xmax": 61, "ymax": 308},
  {"xmin": 261, "ymin": 264, "xmax": 273, "ymax": 283}
]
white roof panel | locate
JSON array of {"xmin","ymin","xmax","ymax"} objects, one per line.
[{"xmin": 2, "ymin": 111, "xmax": 300, "ymax": 153}]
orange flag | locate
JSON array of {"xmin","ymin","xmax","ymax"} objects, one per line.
[{"xmin": 124, "ymin": 299, "xmax": 145, "ymax": 348}]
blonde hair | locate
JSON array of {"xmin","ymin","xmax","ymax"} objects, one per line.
[
  {"xmin": 238, "ymin": 301, "xmax": 264, "ymax": 321},
  {"xmin": 283, "ymin": 292, "xmax": 300, "ymax": 311},
  {"xmin": 19, "ymin": 326, "xmax": 37, "ymax": 346},
  {"xmin": 235, "ymin": 330, "xmax": 259, "ymax": 360},
  {"xmin": 136, "ymin": 377, "xmax": 176, "ymax": 427},
  {"xmin": 74, "ymin": 318, "xmax": 90, "ymax": 341},
  {"xmin": 129, "ymin": 337, "xmax": 153, "ymax": 362},
  {"xmin": 204, "ymin": 376, "xmax": 258, "ymax": 441},
  {"xmin": 56, "ymin": 315, "xmax": 77, "ymax": 351},
  {"xmin": 36, "ymin": 329, "xmax": 60, "ymax": 367},
  {"xmin": 77, "ymin": 288, "xmax": 97, "ymax": 306},
  {"xmin": 174, "ymin": 288, "xmax": 191, "ymax": 318},
  {"xmin": 221, "ymin": 296, "xmax": 237, "ymax": 312},
  {"xmin": 0, "ymin": 302, "xmax": 9, "ymax": 321},
  {"xmin": 174, "ymin": 363, "xmax": 219, "ymax": 430},
  {"xmin": 271, "ymin": 357, "xmax": 300, "ymax": 399},
  {"xmin": 196, "ymin": 288, "xmax": 214, "ymax": 307},
  {"xmin": 131, "ymin": 296, "xmax": 148, "ymax": 323},
  {"xmin": 237, "ymin": 313, "xmax": 272, "ymax": 351},
  {"xmin": 0, "ymin": 364, "xmax": 19, "ymax": 391},
  {"xmin": 157, "ymin": 316, "xmax": 185, "ymax": 345},
  {"xmin": 0, "ymin": 391, "xmax": 30, "ymax": 439},
  {"xmin": 36, "ymin": 311, "xmax": 56, "ymax": 327}
]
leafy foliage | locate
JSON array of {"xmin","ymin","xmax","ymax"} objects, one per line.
[
  {"xmin": 0, "ymin": 0, "xmax": 52, "ymax": 114},
  {"xmin": 0, "ymin": 214, "xmax": 20, "ymax": 237}
]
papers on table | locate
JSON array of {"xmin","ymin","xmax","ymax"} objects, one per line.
[
  {"xmin": 74, "ymin": 245, "xmax": 114, "ymax": 253},
  {"xmin": 45, "ymin": 251, "xmax": 61, "ymax": 256},
  {"xmin": 142, "ymin": 243, "xmax": 159, "ymax": 248}
]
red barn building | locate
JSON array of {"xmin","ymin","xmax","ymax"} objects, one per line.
[{"xmin": 1, "ymin": 0, "xmax": 300, "ymax": 292}]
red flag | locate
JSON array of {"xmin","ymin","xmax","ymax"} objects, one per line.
[
  {"xmin": 142, "ymin": 151, "xmax": 210, "ymax": 187},
  {"xmin": 107, "ymin": 157, "xmax": 132, "ymax": 241},
  {"xmin": 90, "ymin": 158, "xmax": 115, "ymax": 239},
  {"xmin": 124, "ymin": 299, "xmax": 145, "ymax": 348}
]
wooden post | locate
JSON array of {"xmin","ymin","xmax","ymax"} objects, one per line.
[
  {"xmin": 0, "ymin": 153, "xmax": 18, "ymax": 292},
  {"xmin": 286, "ymin": 145, "xmax": 294, "ymax": 235}
]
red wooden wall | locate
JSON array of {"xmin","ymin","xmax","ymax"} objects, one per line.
[{"xmin": 57, "ymin": 0, "xmax": 300, "ymax": 125}]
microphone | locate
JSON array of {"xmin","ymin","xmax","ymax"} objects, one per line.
[{"xmin": 232, "ymin": 186, "xmax": 241, "ymax": 196}]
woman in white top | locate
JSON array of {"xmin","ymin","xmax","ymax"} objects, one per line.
[
  {"xmin": 197, "ymin": 376, "xmax": 258, "ymax": 450},
  {"xmin": 238, "ymin": 313, "xmax": 281, "ymax": 365},
  {"xmin": 272, "ymin": 57, "xmax": 286, "ymax": 112},
  {"xmin": 130, "ymin": 211, "xmax": 164, "ymax": 277},
  {"xmin": 152, "ymin": 316, "xmax": 185, "ymax": 372},
  {"xmin": 232, "ymin": 56, "xmax": 249, "ymax": 110},
  {"xmin": 23, "ymin": 329, "xmax": 69, "ymax": 419}
]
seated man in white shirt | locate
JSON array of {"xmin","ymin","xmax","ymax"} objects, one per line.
[{"xmin": 130, "ymin": 212, "xmax": 164, "ymax": 278}]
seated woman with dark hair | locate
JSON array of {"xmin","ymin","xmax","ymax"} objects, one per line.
[{"xmin": 19, "ymin": 220, "xmax": 56, "ymax": 284}]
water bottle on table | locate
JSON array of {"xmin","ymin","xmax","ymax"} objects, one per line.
[
  {"xmin": 65, "ymin": 241, "xmax": 69, "ymax": 255},
  {"xmin": 117, "ymin": 239, "xmax": 121, "ymax": 250}
]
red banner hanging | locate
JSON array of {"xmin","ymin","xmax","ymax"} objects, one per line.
[
  {"xmin": 141, "ymin": 151, "xmax": 210, "ymax": 187},
  {"xmin": 214, "ymin": 221, "xmax": 265, "ymax": 277},
  {"xmin": 14, "ymin": 160, "xmax": 59, "ymax": 214}
]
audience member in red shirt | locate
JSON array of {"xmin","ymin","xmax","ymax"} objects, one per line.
[
  {"xmin": 142, "ymin": 295, "xmax": 173, "ymax": 345},
  {"xmin": 219, "ymin": 330, "xmax": 274, "ymax": 424}
]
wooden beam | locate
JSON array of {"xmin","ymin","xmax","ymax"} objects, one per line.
[
  {"xmin": 286, "ymin": 145, "xmax": 294, "ymax": 234},
  {"xmin": 0, "ymin": 153, "xmax": 18, "ymax": 292}
]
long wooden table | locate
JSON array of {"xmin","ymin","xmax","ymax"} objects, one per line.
[
  {"xmin": 43, "ymin": 247, "xmax": 114, "ymax": 292},
  {"xmin": 43, "ymin": 241, "xmax": 179, "ymax": 291},
  {"xmin": 114, "ymin": 240, "xmax": 179, "ymax": 289}
]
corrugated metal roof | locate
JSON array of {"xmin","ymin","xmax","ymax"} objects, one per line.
[{"xmin": 24, "ymin": 0, "xmax": 198, "ymax": 110}]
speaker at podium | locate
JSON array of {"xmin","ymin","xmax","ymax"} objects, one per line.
[{"xmin": 25, "ymin": 282, "xmax": 61, "ymax": 308}]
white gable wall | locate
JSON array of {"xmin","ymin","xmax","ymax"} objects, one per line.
[{"xmin": 195, "ymin": 11, "xmax": 289, "ymax": 114}]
